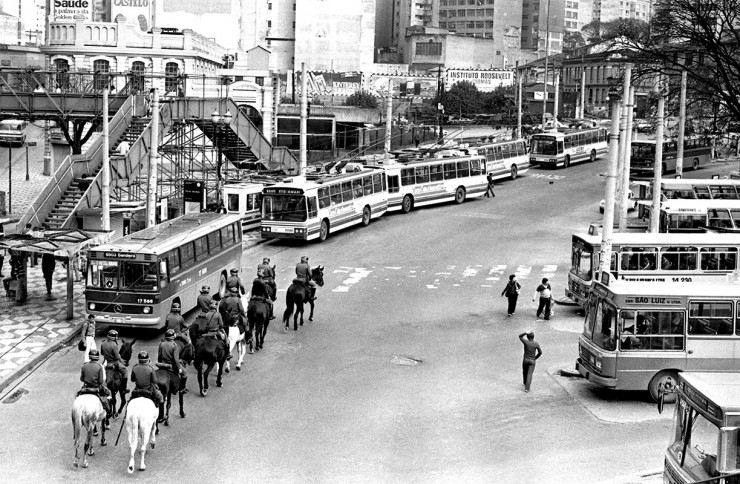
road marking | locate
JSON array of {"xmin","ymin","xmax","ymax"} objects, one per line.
[
  {"xmin": 462, "ymin": 266, "xmax": 478, "ymax": 277},
  {"xmin": 530, "ymin": 173, "xmax": 565, "ymax": 180},
  {"xmin": 515, "ymin": 265, "xmax": 532, "ymax": 279},
  {"xmin": 486, "ymin": 264, "xmax": 507, "ymax": 281},
  {"xmin": 332, "ymin": 286, "xmax": 349, "ymax": 292}
]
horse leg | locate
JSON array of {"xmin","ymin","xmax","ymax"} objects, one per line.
[
  {"xmin": 116, "ymin": 390, "xmax": 126, "ymax": 418},
  {"xmin": 197, "ymin": 364, "xmax": 206, "ymax": 397},
  {"xmin": 138, "ymin": 425, "xmax": 149, "ymax": 471},
  {"xmin": 82, "ymin": 424, "xmax": 94, "ymax": 468},
  {"xmin": 105, "ymin": 395, "xmax": 114, "ymax": 428},
  {"xmin": 178, "ymin": 390, "xmax": 185, "ymax": 419},
  {"xmin": 237, "ymin": 336, "xmax": 246, "ymax": 367},
  {"xmin": 127, "ymin": 416, "xmax": 137, "ymax": 474},
  {"xmin": 294, "ymin": 303, "xmax": 301, "ymax": 330},
  {"xmin": 308, "ymin": 298, "xmax": 315, "ymax": 322},
  {"xmin": 203, "ymin": 363, "xmax": 213, "ymax": 394},
  {"xmin": 165, "ymin": 393, "xmax": 172, "ymax": 426},
  {"xmin": 99, "ymin": 418, "xmax": 107, "ymax": 447}
]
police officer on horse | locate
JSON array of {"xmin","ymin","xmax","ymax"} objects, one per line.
[
  {"xmin": 295, "ymin": 256, "xmax": 317, "ymax": 302},
  {"xmin": 199, "ymin": 300, "xmax": 230, "ymax": 359},
  {"xmin": 226, "ymin": 268, "xmax": 246, "ymax": 296},
  {"xmin": 130, "ymin": 351, "xmax": 164, "ymax": 407},
  {"xmin": 197, "ymin": 285, "xmax": 212, "ymax": 313},
  {"xmin": 220, "ymin": 286, "xmax": 246, "ymax": 329},
  {"xmin": 251, "ymin": 268, "xmax": 275, "ymax": 320},
  {"xmin": 100, "ymin": 329, "xmax": 129, "ymax": 393},
  {"xmin": 157, "ymin": 329, "xmax": 187, "ymax": 395},
  {"xmin": 78, "ymin": 349, "xmax": 112, "ymax": 414}
]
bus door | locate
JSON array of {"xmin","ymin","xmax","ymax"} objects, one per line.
[
  {"xmin": 558, "ymin": 141, "xmax": 564, "ymax": 154},
  {"xmin": 685, "ymin": 299, "xmax": 737, "ymax": 371}
]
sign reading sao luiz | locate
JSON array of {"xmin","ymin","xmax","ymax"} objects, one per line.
[{"xmin": 446, "ymin": 69, "xmax": 514, "ymax": 92}]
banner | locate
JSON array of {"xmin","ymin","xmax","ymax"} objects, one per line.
[
  {"xmin": 53, "ymin": 0, "xmax": 92, "ymax": 21},
  {"xmin": 294, "ymin": 72, "xmax": 362, "ymax": 98},
  {"xmin": 366, "ymin": 75, "xmax": 437, "ymax": 99},
  {"xmin": 446, "ymin": 69, "xmax": 514, "ymax": 92}
]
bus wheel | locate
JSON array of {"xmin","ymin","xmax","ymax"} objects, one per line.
[
  {"xmin": 318, "ymin": 219, "xmax": 329, "ymax": 242},
  {"xmin": 564, "ymin": 155, "xmax": 571, "ymax": 168},
  {"xmin": 510, "ymin": 165, "xmax": 518, "ymax": 180},
  {"xmin": 218, "ymin": 272, "xmax": 227, "ymax": 300},
  {"xmin": 455, "ymin": 187, "xmax": 466, "ymax": 204},
  {"xmin": 692, "ymin": 158, "xmax": 699, "ymax": 171},
  {"xmin": 361, "ymin": 206, "xmax": 371, "ymax": 226},
  {"xmin": 648, "ymin": 370, "xmax": 679, "ymax": 403},
  {"xmin": 589, "ymin": 150, "xmax": 596, "ymax": 162},
  {"xmin": 401, "ymin": 195, "xmax": 413, "ymax": 213}
]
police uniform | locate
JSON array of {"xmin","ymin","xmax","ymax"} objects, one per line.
[
  {"xmin": 197, "ymin": 286, "xmax": 212, "ymax": 313},
  {"xmin": 165, "ymin": 309, "xmax": 185, "ymax": 333},
  {"xmin": 295, "ymin": 256, "xmax": 317, "ymax": 300},
  {"xmin": 158, "ymin": 330, "xmax": 188, "ymax": 395},
  {"xmin": 226, "ymin": 269, "xmax": 246, "ymax": 295},
  {"xmin": 130, "ymin": 353, "xmax": 164, "ymax": 406},
  {"xmin": 257, "ymin": 258, "xmax": 275, "ymax": 279},
  {"xmin": 79, "ymin": 350, "xmax": 111, "ymax": 412},
  {"xmin": 219, "ymin": 289, "xmax": 244, "ymax": 327},
  {"xmin": 252, "ymin": 271, "xmax": 275, "ymax": 320},
  {"xmin": 99, "ymin": 330, "xmax": 128, "ymax": 391}
]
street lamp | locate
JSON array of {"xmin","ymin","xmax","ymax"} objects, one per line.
[{"xmin": 210, "ymin": 109, "xmax": 232, "ymax": 209}]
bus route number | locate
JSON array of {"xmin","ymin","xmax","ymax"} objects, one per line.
[
  {"xmin": 199, "ymin": 268, "xmax": 208, "ymax": 277},
  {"xmin": 671, "ymin": 277, "xmax": 692, "ymax": 282},
  {"xmin": 137, "ymin": 298, "xmax": 154, "ymax": 304}
]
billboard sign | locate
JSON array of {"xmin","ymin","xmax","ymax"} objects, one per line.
[
  {"xmin": 366, "ymin": 75, "xmax": 437, "ymax": 99},
  {"xmin": 294, "ymin": 71, "xmax": 362, "ymax": 98},
  {"xmin": 53, "ymin": 0, "xmax": 92, "ymax": 21},
  {"xmin": 446, "ymin": 69, "xmax": 514, "ymax": 92}
]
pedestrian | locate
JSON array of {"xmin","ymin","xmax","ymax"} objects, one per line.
[
  {"xmin": 42, "ymin": 253, "xmax": 56, "ymax": 300},
  {"xmin": 82, "ymin": 314, "xmax": 98, "ymax": 363},
  {"xmin": 414, "ymin": 134, "xmax": 420, "ymax": 148},
  {"xmin": 533, "ymin": 277, "xmax": 553, "ymax": 320},
  {"xmin": 485, "ymin": 173, "xmax": 495, "ymax": 198},
  {"xmin": 519, "ymin": 330, "xmax": 542, "ymax": 393},
  {"xmin": 501, "ymin": 274, "xmax": 521, "ymax": 316},
  {"xmin": 117, "ymin": 138, "xmax": 130, "ymax": 156}
]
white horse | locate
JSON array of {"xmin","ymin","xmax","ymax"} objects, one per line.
[
  {"xmin": 224, "ymin": 298, "xmax": 248, "ymax": 372},
  {"xmin": 125, "ymin": 397, "xmax": 159, "ymax": 473},
  {"xmin": 71, "ymin": 394, "xmax": 107, "ymax": 468}
]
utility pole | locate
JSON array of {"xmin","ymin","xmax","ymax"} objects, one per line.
[
  {"xmin": 385, "ymin": 78, "xmax": 392, "ymax": 154},
  {"xmin": 102, "ymin": 86, "xmax": 111, "ymax": 231},
  {"xmin": 299, "ymin": 62, "xmax": 308, "ymax": 176},
  {"xmin": 437, "ymin": 66, "xmax": 444, "ymax": 144},
  {"xmin": 618, "ymin": 85, "xmax": 635, "ymax": 232},
  {"xmin": 616, "ymin": 64, "xmax": 631, "ymax": 224},
  {"xmin": 580, "ymin": 67, "xmax": 586, "ymax": 120},
  {"xmin": 650, "ymin": 80, "xmax": 666, "ymax": 233},
  {"xmin": 553, "ymin": 70, "xmax": 560, "ymax": 127},
  {"xmin": 541, "ymin": 0, "xmax": 551, "ymax": 130},
  {"xmin": 600, "ymin": 82, "xmax": 622, "ymax": 275},
  {"xmin": 516, "ymin": 60, "xmax": 522, "ymax": 139},
  {"xmin": 676, "ymin": 68, "xmax": 687, "ymax": 177},
  {"xmin": 43, "ymin": 120, "xmax": 52, "ymax": 176},
  {"xmin": 146, "ymin": 89, "xmax": 160, "ymax": 228}
]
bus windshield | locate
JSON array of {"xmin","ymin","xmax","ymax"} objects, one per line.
[
  {"xmin": 87, "ymin": 261, "xmax": 159, "ymax": 291},
  {"xmin": 585, "ymin": 296, "xmax": 617, "ymax": 351},
  {"xmin": 530, "ymin": 138, "xmax": 558, "ymax": 156},
  {"xmin": 262, "ymin": 194, "xmax": 308, "ymax": 222},
  {"xmin": 668, "ymin": 401, "xmax": 722, "ymax": 481},
  {"xmin": 571, "ymin": 244, "xmax": 593, "ymax": 281},
  {"xmin": 632, "ymin": 143, "xmax": 655, "ymax": 158}
]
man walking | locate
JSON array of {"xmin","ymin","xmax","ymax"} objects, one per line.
[
  {"xmin": 485, "ymin": 173, "xmax": 495, "ymax": 198},
  {"xmin": 501, "ymin": 274, "xmax": 521, "ymax": 317},
  {"xmin": 533, "ymin": 277, "xmax": 553, "ymax": 320},
  {"xmin": 519, "ymin": 330, "xmax": 542, "ymax": 393},
  {"xmin": 42, "ymin": 253, "xmax": 56, "ymax": 300}
]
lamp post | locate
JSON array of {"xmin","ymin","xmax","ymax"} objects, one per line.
[
  {"xmin": 211, "ymin": 109, "xmax": 232, "ymax": 208},
  {"xmin": 599, "ymin": 76, "xmax": 622, "ymax": 275}
]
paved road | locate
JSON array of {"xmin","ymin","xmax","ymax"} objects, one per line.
[{"xmin": 1, "ymin": 156, "xmax": 735, "ymax": 483}]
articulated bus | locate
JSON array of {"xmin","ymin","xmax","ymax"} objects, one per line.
[
  {"xmin": 384, "ymin": 154, "xmax": 487, "ymax": 213},
  {"xmin": 664, "ymin": 372, "xmax": 740, "ymax": 484},
  {"xmin": 568, "ymin": 232, "xmax": 740, "ymax": 307},
  {"xmin": 85, "ymin": 213, "xmax": 243, "ymax": 329},
  {"xmin": 261, "ymin": 166, "xmax": 388, "ymax": 242},
  {"xmin": 468, "ymin": 138, "xmax": 530, "ymax": 180},
  {"xmin": 223, "ymin": 177, "xmax": 280, "ymax": 231},
  {"xmin": 630, "ymin": 137, "xmax": 712, "ymax": 176},
  {"xmin": 643, "ymin": 199, "xmax": 740, "ymax": 233},
  {"xmin": 529, "ymin": 127, "xmax": 608, "ymax": 168},
  {"xmin": 575, "ymin": 277, "xmax": 740, "ymax": 402}
]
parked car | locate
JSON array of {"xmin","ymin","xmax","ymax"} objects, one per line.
[{"xmin": 635, "ymin": 120, "xmax": 654, "ymax": 133}]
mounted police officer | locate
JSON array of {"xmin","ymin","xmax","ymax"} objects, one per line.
[
  {"xmin": 252, "ymin": 268, "xmax": 275, "ymax": 320},
  {"xmin": 166, "ymin": 301, "xmax": 190, "ymax": 344},
  {"xmin": 226, "ymin": 268, "xmax": 246, "ymax": 296},
  {"xmin": 257, "ymin": 257, "xmax": 275, "ymax": 279},
  {"xmin": 220, "ymin": 286, "xmax": 245, "ymax": 327},
  {"xmin": 197, "ymin": 285, "xmax": 212, "ymax": 313},
  {"xmin": 99, "ymin": 329, "xmax": 129, "ymax": 394},
  {"xmin": 201, "ymin": 300, "xmax": 230, "ymax": 359},
  {"xmin": 257, "ymin": 257, "xmax": 277, "ymax": 307},
  {"xmin": 158, "ymin": 329, "xmax": 187, "ymax": 395},
  {"xmin": 78, "ymin": 349, "xmax": 111, "ymax": 414},
  {"xmin": 130, "ymin": 351, "xmax": 164, "ymax": 407},
  {"xmin": 295, "ymin": 256, "xmax": 317, "ymax": 301}
]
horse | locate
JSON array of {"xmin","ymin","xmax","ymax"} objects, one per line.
[
  {"xmin": 125, "ymin": 397, "xmax": 159, "ymax": 473},
  {"xmin": 104, "ymin": 339, "xmax": 136, "ymax": 424},
  {"xmin": 248, "ymin": 297, "xmax": 270, "ymax": 351},
  {"xmin": 155, "ymin": 337, "xmax": 194, "ymax": 427},
  {"xmin": 225, "ymin": 322, "xmax": 247, "ymax": 371},
  {"xmin": 189, "ymin": 321, "xmax": 228, "ymax": 397},
  {"xmin": 283, "ymin": 266, "xmax": 325, "ymax": 331},
  {"xmin": 71, "ymin": 394, "xmax": 108, "ymax": 468}
]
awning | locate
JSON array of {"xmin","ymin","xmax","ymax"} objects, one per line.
[{"xmin": 0, "ymin": 228, "xmax": 113, "ymax": 258}]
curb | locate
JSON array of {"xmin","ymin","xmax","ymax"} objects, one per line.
[
  {"xmin": 0, "ymin": 320, "xmax": 84, "ymax": 396},
  {"xmin": 553, "ymin": 296, "xmax": 579, "ymax": 306}
]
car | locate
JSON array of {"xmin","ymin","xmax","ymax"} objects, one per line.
[{"xmin": 600, "ymin": 190, "xmax": 636, "ymax": 213}]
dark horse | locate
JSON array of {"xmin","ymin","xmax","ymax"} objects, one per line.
[
  {"xmin": 189, "ymin": 321, "xmax": 228, "ymax": 397},
  {"xmin": 247, "ymin": 298, "xmax": 270, "ymax": 352},
  {"xmin": 155, "ymin": 337, "xmax": 195, "ymax": 427},
  {"xmin": 283, "ymin": 266, "xmax": 325, "ymax": 331},
  {"xmin": 103, "ymin": 339, "xmax": 136, "ymax": 430}
]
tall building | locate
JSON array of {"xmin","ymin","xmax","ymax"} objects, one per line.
[
  {"xmin": 393, "ymin": 0, "xmax": 437, "ymax": 51},
  {"xmin": 564, "ymin": 0, "xmax": 592, "ymax": 32},
  {"xmin": 0, "ymin": 0, "xmax": 44, "ymax": 45},
  {"xmin": 592, "ymin": 0, "xmax": 651, "ymax": 23},
  {"xmin": 521, "ymin": 0, "xmax": 565, "ymax": 56}
]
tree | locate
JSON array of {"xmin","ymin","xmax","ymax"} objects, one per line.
[
  {"xmin": 563, "ymin": 31, "xmax": 586, "ymax": 51},
  {"xmin": 439, "ymin": 81, "xmax": 483, "ymax": 117},
  {"xmin": 345, "ymin": 90, "xmax": 378, "ymax": 109}
]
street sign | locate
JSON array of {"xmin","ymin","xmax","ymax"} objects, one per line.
[{"xmin": 183, "ymin": 180, "xmax": 204, "ymax": 204}]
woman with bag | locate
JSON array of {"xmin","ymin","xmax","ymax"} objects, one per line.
[
  {"xmin": 81, "ymin": 314, "xmax": 98, "ymax": 363},
  {"xmin": 501, "ymin": 274, "xmax": 521, "ymax": 317}
]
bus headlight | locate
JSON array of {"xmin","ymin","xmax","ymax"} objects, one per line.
[
  {"xmin": 261, "ymin": 226, "xmax": 271, "ymax": 232},
  {"xmin": 88, "ymin": 303, "xmax": 96, "ymax": 310},
  {"xmin": 550, "ymin": 159, "xmax": 557, "ymax": 163},
  {"xmin": 143, "ymin": 306, "xmax": 152, "ymax": 314},
  {"xmin": 530, "ymin": 157, "xmax": 536, "ymax": 162},
  {"xmin": 594, "ymin": 356, "xmax": 602, "ymax": 370}
]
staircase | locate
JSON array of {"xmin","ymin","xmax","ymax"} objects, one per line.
[
  {"xmin": 195, "ymin": 119, "xmax": 261, "ymax": 169},
  {"xmin": 112, "ymin": 117, "xmax": 150, "ymax": 152}
]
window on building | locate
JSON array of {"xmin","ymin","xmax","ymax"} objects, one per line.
[
  {"xmin": 440, "ymin": 10, "xmax": 447, "ymax": 17},
  {"xmin": 440, "ymin": 0, "xmax": 447, "ymax": 4},
  {"xmin": 485, "ymin": 8, "xmax": 493, "ymax": 15},
  {"xmin": 267, "ymin": 20, "xmax": 271, "ymax": 28},
  {"xmin": 130, "ymin": 60, "xmax": 145, "ymax": 93},
  {"xmin": 496, "ymin": 50, "xmax": 501, "ymax": 55},
  {"xmin": 484, "ymin": 32, "xmax": 492, "ymax": 38},
  {"xmin": 466, "ymin": 21, "xmax": 475, "ymax": 28},
  {"xmin": 448, "ymin": 10, "xmax": 456, "ymax": 16},
  {"xmin": 485, "ymin": 20, "xmax": 493, "ymax": 28},
  {"xmin": 467, "ymin": 9, "xmax": 475, "ymax": 15},
  {"xmin": 447, "ymin": 21, "xmax": 456, "ymax": 29},
  {"xmin": 93, "ymin": 59, "xmax": 109, "ymax": 91},
  {"xmin": 54, "ymin": 58, "xmax": 70, "ymax": 91},
  {"xmin": 416, "ymin": 41, "xmax": 442, "ymax": 56},
  {"xmin": 164, "ymin": 62, "xmax": 179, "ymax": 93},
  {"xmin": 476, "ymin": 9, "xmax": 485, "ymax": 16},
  {"xmin": 268, "ymin": 2, "xmax": 272, "ymax": 9},
  {"xmin": 475, "ymin": 21, "xmax": 484, "ymax": 28},
  {"xmin": 459, "ymin": 8, "xmax": 466, "ymax": 16}
]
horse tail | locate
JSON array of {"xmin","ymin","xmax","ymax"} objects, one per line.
[{"xmin": 282, "ymin": 286, "xmax": 295, "ymax": 324}]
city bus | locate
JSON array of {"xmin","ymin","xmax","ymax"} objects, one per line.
[
  {"xmin": 384, "ymin": 154, "xmax": 487, "ymax": 213},
  {"xmin": 260, "ymin": 166, "xmax": 388, "ymax": 242},
  {"xmin": 529, "ymin": 127, "xmax": 608, "ymax": 168},
  {"xmin": 575, "ymin": 276, "xmax": 740, "ymax": 402},
  {"xmin": 468, "ymin": 138, "xmax": 530, "ymax": 180},
  {"xmin": 659, "ymin": 178, "xmax": 740, "ymax": 200},
  {"xmin": 630, "ymin": 137, "xmax": 712, "ymax": 176},
  {"xmin": 223, "ymin": 177, "xmax": 279, "ymax": 231},
  {"xmin": 663, "ymin": 372, "xmax": 740, "ymax": 484},
  {"xmin": 568, "ymin": 232, "xmax": 740, "ymax": 307},
  {"xmin": 643, "ymin": 199, "xmax": 740, "ymax": 233},
  {"xmin": 85, "ymin": 213, "xmax": 243, "ymax": 329}
]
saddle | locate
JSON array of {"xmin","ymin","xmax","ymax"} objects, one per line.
[{"xmin": 292, "ymin": 278, "xmax": 309, "ymax": 286}]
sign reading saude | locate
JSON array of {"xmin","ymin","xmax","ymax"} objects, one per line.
[{"xmin": 53, "ymin": 0, "xmax": 91, "ymax": 21}]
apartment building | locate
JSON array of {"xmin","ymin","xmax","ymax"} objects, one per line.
[
  {"xmin": 592, "ymin": 0, "xmax": 652, "ymax": 23},
  {"xmin": 521, "ymin": 0, "xmax": 565, "ymax": 56}
]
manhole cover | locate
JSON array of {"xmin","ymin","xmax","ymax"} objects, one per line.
[
  {"xmin": 2, "ymin": 388, "xmax": 28, "ymax": 404},
  {"xmin": 391, "ymin": 355, "xmax": 422, "ymax": 366}
]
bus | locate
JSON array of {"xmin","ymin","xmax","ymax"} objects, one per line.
[
  {"xmin": 468, "ymin": 138, "xmax": 530, "ymax": 180},
  {"xmin": 568, "ymin": 232, "xmax": 740, "ymax": 307},
  {"xmin": 663, "ymin": 372, "xmax": 740, "ymax": 484},
  {"xmin": 575, "ymin": 276, "xmax": 740, "ymax": 402},
  {"xmin": 529, "ymin": 127, "xmax": 608, "ymax": 168},
  {"xmin": 659, "ymin": 178, "xmax": 740, "ymax": 200},
  {"xmin": 384, "ymin": 154, "xmax": 487, "ymax": 213},
  {"xmin": 85, "ymin": 213, "xmax": 243, "ymax": 329},
  {"xmin": 223, "ymin": 177, "xmax": 279, "ymax": 231},
  {"xmin": 630, "ymin": 137, "xmax": 712, "ymax": 175},
  {"xmin": 261, "ymin": 166, "xmax": 388, "ymax": 242},
  {"xmin": 643, "ymin": 199, "xmax": 740, "ymax": 233},
  {"xmin": 0, "ymin": 119, "xmax": 28, "ymax": 146}
]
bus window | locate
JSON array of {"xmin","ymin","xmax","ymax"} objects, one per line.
[
  {"xmin": 694, "ymin": 186, "xmax": 711, "ymax": 199},
  {"xmin": 166, "ymin": 249, "xmax": 180, "ymax": 276},
  {"xmin": 247, "ymin": 193, "xmax": 262, "ymax": 211},
  {"xmin": 330, "ymin": 184, "xmax": 342, "ymax": 204},
  {"xmin": 307, "ymin": 196, "xmax": 318, "ymax": 219},
  {"xmin": 689, "ymin": 301, "xmax": 733, "ymax": 335},
  {"xmin": 352, "ymin": 179, "xmax": 364, "ymax": 198},
  {"xmin": 386, "ymin": 175, "xmax": 399, "ymax": 194},
  {"xmin": 731, "ymin": 210, "xmax": 740, "ymax": 229},
  {"xmin": 121, "ymin": 261, "xmax": 158, "ymax": 291},
  {"xmin": 415, "ymin": 165, "xmax": 430, "ymax": 184},
  {"xmin": 373, "ymin": 173, "xmax": 383, "ymax": 193},
  {"xmin": 207, "ymin": 230, "xmax": 221, "ymax": 254},
  {"xmin": 711, "ymin": 186, "xmax": 739, "ymax": 199},
  {"xmin": 159, "ymin": 259, "xmax": 168, "ymax": 288},
  {"xmin": 531, "ymin": 138, "xmax": 558, "ymax": 156},
  {"xmin": 565, "ymin": 136, "xmax": 572, "ymax": 149},
  {"xmin": 180, "ymin": 242, "xmax": 195, "ymax": 269},
  {"xmin": 227, "ymin": 193, "xmax": 239, "ymax": 212},
  {"xmin": 494, "ymin": 146, "xmax": 503, "ymax": 160},
  {"xmin": 660, "ymin": 247, "xmax": 698, "ymax": 271},
  {"xmin": 470, "ymin": 159, "xmax": 482, "ymax": 176},
  {"xmin": 621, "ymin": 247, "xmax": 657, "ymax": 270},
  {"xmin": 401, "ymin": 168, "xmax": 415, "ymax": 186},
  {"xmin": 700, "ymin": 247, "xmax": 737, "ymax": 271},
  {"xmin": 194, "ymin": 236, "xmax": 208, "ymax": 260},
  {"xmin": 341, "ymin": 181, "xmax": 353, "ymax": 202},
  {"xmin": 456, "ymin": 160, "xmax": 470, "ymax": 178},
  {"xmin": 589, "ymin": 298, "xmax": 616, "ymax": 351},
  {"xmin": 708, "ymin": 209, "xmax": 732, "ymax": 229},
  {"xmin": 87, "ymin": 260, "xmax": 119, "ymax": 289},
  {"xmin": 363, "ymin": 176, "xmax": 373, "ymax": 196},
  {"xmin": 318, "ymin": 187, "xmax": 330, "ymax": 208},
  {"xmin": 443, "ymin": 163, "xmax": 457, "ymax": 179},
  {"xmin": 430, "ymin": 164, "xmax": 444, "ymax": 181},
  {"xmin": 221, "ymin": 224, "xmax": 236, "ymax": 248},
  {"xmin": 637, "ymin": 311, "xmax": 685, "ymax": 350},
  {"xmin": 571, "ymin": 245, "xmax": 592, "ymax": 281},
  {"xmin": 501, "ymin": 144, "xmax": 511, "ymax": 158},
  {"xmin": 233, "ymin": 222, "xmax": 242, "ymax": 243}
]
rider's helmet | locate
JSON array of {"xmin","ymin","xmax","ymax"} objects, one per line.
[
  {"xmin": 165, "ymin": 329, "xmax": 176, "ymax": 340},
  {"xmin": 300, "ymin": 256, "xmax": 308, "ymax": 263},
  {"xmin": 138, "ymin": 351, "xmax": 149, "ymax": 363},
  {"xmin": 230, "ymin": 268, "xmax": 239, "ymax": 275},
  {"xmin": 263, "ymin": 257, "xmax": 270, "ymax": 264},
  {"xmin": 201, "ymin": 285, "xmax": 210, "ymax": 293},
  {"xmin": 171, "ymin": 302, "xmax": 181, "ymax": 312},
  {"xmin": 88, "ymin": 349, "xmax": 100, "ymax": 360},
  {"xmin": 257, "ymin": 268, "xmax": 265, "ymax": 277},
  {"xmin": 107, "ymin": 329, "xmax": 118, "ymax": 339}
]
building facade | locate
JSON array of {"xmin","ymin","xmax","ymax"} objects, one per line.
[
  {"xmin": 564, "ymin": 0, "xmax": 592, "ymax": 32},
  {"xmin": 521, "ymin": 0, "xmax": 565, "ymax": 56},
  {"xmin": 592, "ymin": 0, "xmax": 652, "ymax": 23}
]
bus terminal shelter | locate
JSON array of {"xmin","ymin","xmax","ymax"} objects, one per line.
[{"xmin": 0, "ymin": 228, "xmax": 112, "ymax": 320}]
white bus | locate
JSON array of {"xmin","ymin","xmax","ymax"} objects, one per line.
[
  {"xmin": 384, "ymin": 154, "xmax": 487, "ymax": 213},
  {"xmin": 223, "ymin": 177, "xmax": 279, "ymax": 231},
  {"xmin": 643, "ymin": 199, "xmax": 740, "ymax": 233},
  {"xmin": 529, "ymin": 128, "xmax": 608, "ymax": 168},
  {"xmin": 468, "ymin": 138, "xmax": 530, "ymax": 180},
  {"xmin": 568, "ymin": 232, "xmax": 740, "ymax": 307},
  {"xmin": 261, "ymin": 166, "xmax": 388, "ymax": 242}
]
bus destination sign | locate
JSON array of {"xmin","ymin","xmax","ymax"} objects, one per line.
[
  {"xmin": 624, "ymin": 296, "xmax": 683, "ymax": 305},
  {"xmin": 264, "ymin": 188, "xmax": 304, "ymax": 195},
  {"xmin": 103, "ymin": 252, "xmax": 137, "ymax": 259}
]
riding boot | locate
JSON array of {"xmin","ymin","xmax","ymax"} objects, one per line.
[
  {"xmin": 121, "ymin": 376, "xmax": 130, "ymax": 394},
  {"xmin": 179, "ymin": 374, "xmax": 189, "ymax": 394},
  {"xmin": 268, "ymin": 304, "xmax": 275, "ymax": 320},
  {"xmin": 310, "ymin": 286, "xmax": 316, "ymax": 301},
  {"xmin": 226, "ymin": 336, "xmax": 232, "ymax": 360}
]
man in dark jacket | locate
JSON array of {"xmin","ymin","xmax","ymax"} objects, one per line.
[
  {"xmin": 226, "ymin": 268, "xmax": 246, "ymax": 295},
  {"xmin": 100, "ymin": 329, "xmax": 129, "ymax": 393},
  {"xmin": 41, "ymin": 253, "xmax": 56, "ymax": 300},
  {"xmin": 130, "ymin": 351, "xmax": 164, "ymax": 406},
  {"xmin": 79, "ymin": 349, "xmax": 111, "ymax": 414},
  {"xmin": 158, "ymin": 329, "xmax": 187, "ymax": 395},
  {"xmin": 197, "ymin": 285, "xmax": 212, "ymax": 313}
]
